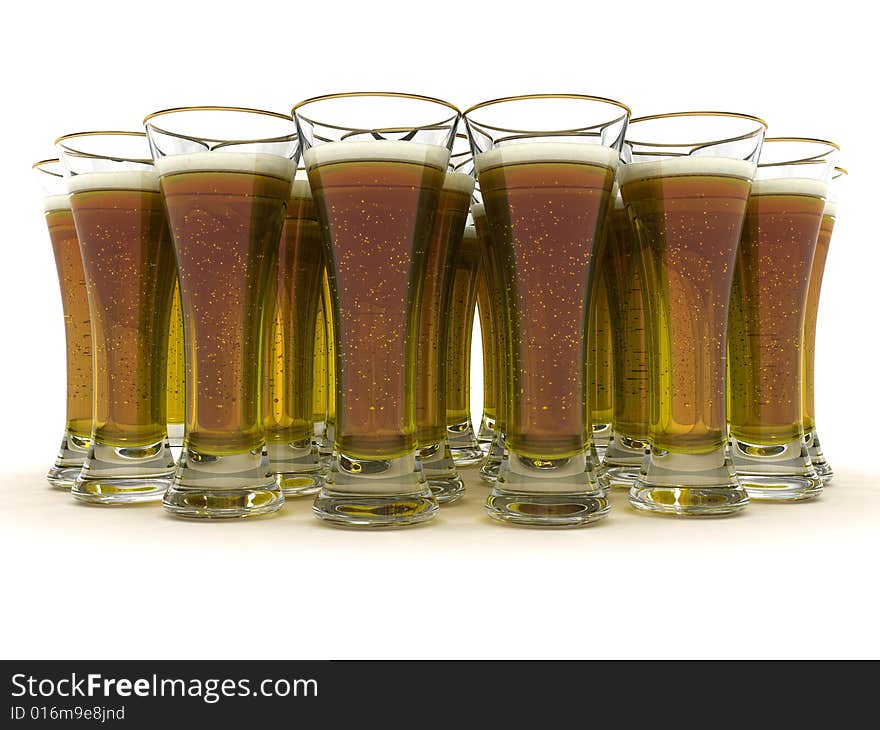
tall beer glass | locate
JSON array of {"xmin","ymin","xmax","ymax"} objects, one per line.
[
  {"xmin": 465, "ymin": 94, "xmax": 629, "ymax": 527},
  {"xmin": 589, "ymin": 261, "xmax": 613, "ymax": 458},
  {"xmin": 602, "ymin": 191, "xmax": 650, "ymax": 488},
  {"xmin": 444, "ymin": 140, "xmax": 484, "ymax": 465},
  {"xmin": 145, "ymin": 107, "xmax": 299, "ymax": 518},
  {"xmin": 620, "ymin": 112, "xmax": 765, "ymax": 516},
  {"xmin": 293, "ymin": 92, "xmax": 459, "ymax": 527},
  {"xmin": 34, "ymin": 159, "xmax": 92, "ymax": 489},
  {"xmin": 262, "ymin": 170, "xmax": 326, "ymax": 496},
  {"xmin": 803, "ymin": 166, "xmax": 847, "ymax": 483},
  {"xmin": 56, "ymin": 132, "xmax": 177, "ymax": 504},
  {"xmin": 729, "ymin": 138, "xmax": 836, "ymax": 501},
  {"xmin": 471, "ymin": 201, "xmax": 507, "ymax": 483},
  {"xmin": 416, "ymin": 154, "xmax": 473, "ymax": 503}
]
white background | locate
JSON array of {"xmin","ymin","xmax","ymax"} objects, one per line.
[{"xmin": 0, "ymin": 0, "xmax": 877, "ymax": 659}]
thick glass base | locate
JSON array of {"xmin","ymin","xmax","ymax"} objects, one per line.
[
  {"xmin": 630, "ymin": 448, "xmax": 748, "ymax": 517},
  {"xmin": 603, "ymin": 434, "xmax": 649, "ymax": 489},
  {"xmin": 477, "ymin": 414, "xmax": 496, "ymax": 453},
  {"xmin": 167, "ymin": 422, "xmax": 185, "ymax": 449},
  {"xmin": 73, "ymin": 438, "xmax": 174, "ymax": 505},
  {"xmin": 447, "ymin": 419, "xmax": 484, "ymax": 466},
  {"xmin": 592, "ymin": 422, "xmax": 612, "ymax": 462},
  {"xmin": 163, "ymin": 446, "xmax": 283, "ymax": 519},
  {"xmin": 419, "ymin": 440, "xmax": 465, "ymax": 504},
  {"xmin": 486, "ymin": 449, "xmax": 608, "ymax": 527},
  {"xmin": 804, "ymin": 429, "xmax": 833, "ymax": 483},
  {"xmin": 313, "ymin": 452, "xmax": 438, "ymax": 528},
  {"xmin": 267, "ymin": 439, "xmax": 325, "ymax": 497},
  {"xmin": 479, "ymin": 431, "xmax": 505, "ymax": 484},
  {"xmin": 731, "ymin": 436, "xmax": 823, "ymax": 502},
  {"xmin": 46, "ymin": 431, "xmax": 90, "ymax": 489}
]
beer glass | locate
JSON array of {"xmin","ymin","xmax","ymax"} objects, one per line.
[
  {"xmin": 444, "ymin": 140, "xmax": 484, "ymax": 465},
  {"xmin": 589, "ymin": 261, "xmax": 613, "ymax": 458},
  {"xmin": 293, "ymin": 92, "xmax": 459, "ymax": 527},
  {"xmin": 602, "ymin": 190, "xmax": 650, "ymax": 488},
  {"xmin": 729, "ymin": 138, "xmax": 837, "ymax": 501},
  {"xmin": 56, "ymin": 132, "xmax": 177, "ymax": 504},
  {"xmin": 34, "ymin": 159, "xmax": 92, "ymax": 489},
  {"xmin": 471, "ymin": 201, "xmax": 507, "ymax": 483},
  {"xmin": 145, "ymin": 107, "xmax": 299, "ymax": 518},
  {"xmin": 465, "ymin": 94, "xmax": 629, "ymax": 526},
  {"xmin": 312, "ymin": 271, "xmax": 334, "ymax": 464},
  {"xmin": 803, "ymin": 166, "xmax": 847, "ymax": 483},
  {"xmin": 166, "ymin": 284, "xmax": 185, "ymax": 448},
  {"xmin": 262, "ymin": 169, "xmax": 326, "ymax": 496},
  {"xmin": 414, "ymin": 152, "xmax": 474, "ymax": 503},
  {"xmin": 620, "ymin": 112, "xmax": 765, "ymax": 516}
]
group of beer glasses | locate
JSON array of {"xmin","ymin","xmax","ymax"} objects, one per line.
[{"xmin": 36, "ymin": 93, "xmax": 845, "ymax": 528}]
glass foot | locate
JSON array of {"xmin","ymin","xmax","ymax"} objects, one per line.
[
  {"xmin": 164, "ymin": 446, "xmax": 284, "ymax": 518},
  {"xmin": 73, "ymin": 438, "xmax": 175, "ymax": 505},
  {"xmin": 477, "ymin": 414, "xmax": 496, "ymax": 454},
  {"xmin": 486, "ymin": 489, "xmax": 609, "ymax": 527},
  {"xmin": 447, "ymin": 419, "xmax": 483, "ymax": 466},
  {"xmin": 167, "ymin": 422, "xmax": 185, "ymax": 448},
  {"xmin": 592, "ymin": 422, "xmax": 611, "ymax": 462},
  {"xmin": 46, "ymin": 465, "xmax": 82, "ymax": 490},
  {"xmin": 419, "ymin": 440, "xmax": 464, "ymax": 504},
  {"xmin": 46, "ymin": 430, "xmax": 90, "ymax": 489},
  {"xmin": 804, "ymin": 429, "xmax": 833, "ymax": 484},
  {"xmin": 604, "ymin": 465, "xmax": 640, "ymax": 489},
  {"xmin": 163, "ymin": 484, "xmax": 284, "ymax": 518},
  {"xmin": 313, "ymin": 451, "xmax": 438, "ymax": 527},
  {"xmin": 731, "ymin": 436, "xmax": 823, "ymax": 502},
  {"xmin": 268, "ymin": 440, "xmax": 325, "ymax": 497},
  {"xmin": 630, "ymin": 447, "xmax": 748, "ymax": 516},
  {"xmin": 72, "ymin": 476, "xmax": 172, "ymax": 505},
  {"xmin": 479, "ymin": 432, "xmax": 505, "ymax": 483},
  {"xmin": 603, "ymin": 434, "xmax": 648, "ymax": 488}
]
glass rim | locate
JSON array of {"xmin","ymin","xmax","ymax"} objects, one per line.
[
  {"xmin": 462, "ymin": 93, "xmax": 631, "ymax": 137},
  {"xmin": 759, "ymin": 136, "xmax": 839, "ymax": 167},
  {"xmin": 834, "ymin": 166, "xmax": 848, "ymax": 176},
  {"xmin": 32, "ymin": 158, "xmax": 63, "ymax": 177},
  {"xmin": 291, "ymin": 91, "xmax": 461, "ymax": 132},
  {"xmin": 55, "ymin": 130, "xmax": 152, "ymax": 164},
  {"xmin": 144, "ymin": 106, "xmax": 297, "ymax": 147},
  {"xmin": 625, "ymin": 110, "xmax": 768, "ymax": 148}
]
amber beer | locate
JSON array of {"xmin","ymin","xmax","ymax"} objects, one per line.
[
  {"xmin": 444, "ymin": 221, "xmax": 483, "ymax": 464},
  {"xmin": 472, "ymin": 203, "xmax": 506, "ymax": 482},
  {"xmin": 68, "ymin": 170, "xmax": 177, "ymax": 499},
  {"xmin": 262, "ymin": 177, "xmax": 325, "ymax": 495},
  {"xmin": 157, "ymin": 152, "xmax": 292, "ymax": 512},
  {"xmin": 44, "ymin": 191, "xmax": 92, "ymax": 486},
  {"xmin": 166, "ymin": 281, "xmax": 185, "ymax": 447},
  {"xmin": 728, "ymin": 176, "xmax": 827, "ymax": 498},
  {"xmin": 802, "ymin": 199, "xmax": 837, "ymax": 480},
  {"xmin": 589, "ymin": 264, "xmax": 613, "ymax": 455},
  {"xmin": 475, "ymin": 266, "xmax": 496, "ymax": 447},
  {"xmin": 620, "ymin": 156, "xmax": 753, "ymax": 512},
  {"xmin": 415, "ymin": 171, "xmax": 473, "ymax": 501},
  {"xmin": 602, "ymin": 199, "xmax": 650, "ymax": 485},
  {"xmin": 306, "ymin": 142, "xmax": 446, "ymax": 465},
  {"xmin": 479, "ymin": 143, "xmax": 615, "ymax": 516}
]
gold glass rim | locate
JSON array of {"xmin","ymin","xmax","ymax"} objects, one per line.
[
  {"xmin": 143, "ymin": 105, "xmax": 293, "ymax": 125},
  {"xmin": 463, "ymin": 93, "xmax": 632, "ymax": 118},
  {"xmin": 32, "ymin": 158, "xmax": 63, "ymax": 176},
  {"xmin": 462, "ymin": 93, "xmax": 630, "ymax": 137},
  {"xmin": 626, "ymin": 110, "xmax": 768, "ymax": 148},
  {"xmin": 291, "ymin": 91, "xmax": 461, "ymax": 132},
  {"xmin": 758, "ymin": 137, "xmax": 839, "ymax": 168},
  {"xmin": 55, "ymin": 131, "xmax": 152, "ymax": 165},
  {"xmin": 834, "ymin": 166, "xmax": 848, "ymax": 176}
]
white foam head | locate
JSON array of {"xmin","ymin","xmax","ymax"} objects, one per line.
[
  {"xmin": 474, "ymin": 142, "xmax": 619, "ymax": 174},
  {"xmin": 292, "ymin": 179, "xmax": 312, "ymax": 199},
  {"xmin": 303, "ymin": 140, "xmax": 450, "ymax": 170},
  {"xmin": 155, "ymin": 152, "xmax": 295, "ymax": 181},
  {"xmin": 750, "ymin": 177, "xmax": 828, "ymax": 199},
  {"xmin": 67, "ymin": 170, "xmax": 160, "ymax": 193},
  {"xmin": 470, "ymin": 203, "xmax": 485, "ymax": 220},
  {"xmin": 824, "ymin": 199, "xmax": 839, "ymax": 218},
  {"xmin": 618, "ymin": 156, "xmax": 757, "ymax": 185},
  {"xmin": 462, "ymin": 224, "xmax": 477, "ymax": 239},
  {"xmin": 44, "ymin": 194, "xmax": 71, "ymax": 212},
  {"xmin": 444, "ymin": 171, "xmax": 475, "ymax": 195}
]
